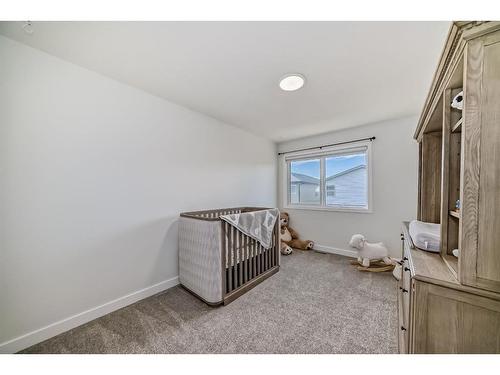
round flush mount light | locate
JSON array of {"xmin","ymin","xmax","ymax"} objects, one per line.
[
  {"xmin": 279, "ymin": 74, "xmax": 305, "ymax": 91},
  {"xmin": 22, "ymin": 21, "xmax": 34, "ymax": 35}
]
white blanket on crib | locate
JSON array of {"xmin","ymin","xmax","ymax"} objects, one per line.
[{"xmin": 220, "ymin": 208, "xmax": 279, "ymax": 249}]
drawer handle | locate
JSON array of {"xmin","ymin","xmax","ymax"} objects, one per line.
[
  {"xmin": 396, "ymin": 260, "xmax": 403, "ymax": 266},
  {"xmin": 403, "ymin": 257, "xmax": 408, "ymax": 261},
  {"xmin": 401, "ymin": 326, "xmax": 407, "ymax": 331},
  {"xmin": 399, "ymin": 287, "xmax": 408, "ymax": 293},
  {"xmin": 404, "ymin": 267, "xmax": 410, "ymax": 272}
]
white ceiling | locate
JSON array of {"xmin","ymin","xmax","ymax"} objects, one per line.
[{"xmin": 0, "ymin": 21, "xmax": 450, "ymax": 142}]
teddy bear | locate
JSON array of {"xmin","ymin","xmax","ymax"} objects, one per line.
[{"xmin": 280, "ymin": 212, "xmax": 314, "ymax": 255}]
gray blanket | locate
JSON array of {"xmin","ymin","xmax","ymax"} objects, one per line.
[{"xmin": 220, "ymin": 208, "xmax": 279, "ymax": 249}]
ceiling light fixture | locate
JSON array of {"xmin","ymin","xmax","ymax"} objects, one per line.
[
  {"xmin": 279, "ymin": 74, "xmax": 305, "ymax": 91},
  {"xmin": 22, "ymin": 21, "xmax": 34, "ymax": 35}
]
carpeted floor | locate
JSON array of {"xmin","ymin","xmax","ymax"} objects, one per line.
[{"xmin": 21, "ymin": 251, "xmax": 398, "ymax": 354}]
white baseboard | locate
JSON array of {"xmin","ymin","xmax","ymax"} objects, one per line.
[
  {"xmin": 0, "ymin": 276, "xmax": 179, "ymax": 354},
  {"xmin": 313, "ymin": 244, "xmax": 357, "ymax": 258}
]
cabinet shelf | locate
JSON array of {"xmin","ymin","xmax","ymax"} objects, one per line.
[
  {"xmin": 449, "ymin": 210, "xmax": 461, "ymax": 219},
  {"xmin": 452, "ymin": 117, "xmax": 463, "ymax": 133}
]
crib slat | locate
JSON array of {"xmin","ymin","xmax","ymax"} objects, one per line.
[
  {"xmin": 270, "ymin": 231, "xmax": 274, "ymax": 268},
  {"xmin": 263, "ymin": 246, "xmax": 266, "ymax": 272},
  {"xmin": 244, "ymin": 236, "xmax": 248, "ymax": 283},
  {"xmin": 241, "ymin": 236, "xmax": 244, "ymax": 285},
  {"xmin": 227, "ymin": 222, "xmax": 232, "ymax": 293},
  {"xmin": 253, "ymin": 239, "xmax": 257, "ymax": 277},
  {"xmin": 253, "ymin": 241, "xmax": 259, "ymax": 277},
  {"xmin": 231, "ymin": 225, "xmax": 238, "ymax": 289},
  {"xmin": 258, "ymin": 240, "xmax": 262, "ymax": 274},
  {"xmin": 248, "ymin": 239, "xmax": 252, "ymax": 279},
  {"xmin": 264, "ymin": 242, "xmax": 269, "ymax": 271},
  {"xmin": 273, "ymin": 230, "xmax": 277, "ymax": 267},
  {"xmin": 274, "ymin": 221, "xmax": 277, "ymax": 267},
  {"xmin": 232, "ymin": 224, "xmax": 237, "ymax": 290},
  {"xmin": 262, "ymin": 242, "xmax": 266, "ymax": 274},
  {"xmin": 254, "ymin": 239, "xmax": 258, "ymax": 276},
  {"xmin": 231, "ymin": 228, "xmax": 238, "ymax": 289},
  {"xmin": 235, "ymin": 231, "xmax": 243, "ymax": 286},
  {"xmin": 221, "ymin": 221, "xmax": 227, "ymax": 295},
  {"xmin": 264, "ymin": 243, "xmax": 267, "ymax": 272},
  {"xmin": 232, "ymin": 224, "xmax": 236, "ymax": 291},
  {"xmin": 237, "ymin": 230, "xmax": 242, "ymax": 287},
  {"xmin": 268, "ymin": 248, "xmax": 272, "ymax": 270},
  {"xmin": 271, "ymin": 234, "xmax": 276, "ymax": 267},
  {"xmin": 249, "ymin": 238, "xmax": 254, "ymax": 278},
  {"xmin": 240, "ymin": 233, "xmax": 244, "ymax": 285},
  {"xmin": 276, "ymin": 222, "xmax": 279, "ymax": 264},
  {"xmin": 234, "ymin": 226, "xmax": 238, "ymax": 289},
  {"xmin": 266, "ymin": 245, "xmax": 269, "ymax": 271},
  {"xmin": 246, "ymin": 243, "xmax": 250, "ymax": 282},
  {"xmin": 276, "ymin": 220, "xmax": 279, "ymax": 266},
  {"xmin": 266, "ymin": 244, "xmax": 270, "ymax": 271},
  {"xmin": 261, "ymin": 242, "xmax": 265, "ymax": 273},
  {"xmin": 248, "ymin": 237, "xmax": 252, "ymax": 280},
  {"xmin": 259, "ymin": 242, "xmax": 263, "ymax": 275},
  {"xmin": 253, "ymin": 238, "xmax": 257, "ymax": 277},
  {"xmin": 270, "ymin": 236, "xmax": 273, "ymax": 267},
  {"xmin": 235, "ymin": 228, "xmax": 239, "ymax": 286},
  {"xmin": 258, "ymin": 243, "xmax": 262, "ymax": 274},
  {"xmin": 243, "ymin": 234, "xmax": 248, "ymax": 284},
  {"xmin": 268, "ymin": 238, "xmax": 271, "ymax": 270},
  {"xmin": 275, "ymin": 228, "xmax": 278, "ymax": 266}
]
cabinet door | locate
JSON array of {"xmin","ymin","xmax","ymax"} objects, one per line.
[
  {"xmin": 419, "ymin": 132, "xmax": 442, "ymax": 223},
  {"xmin": 412, "ymin": 281, "xmax": 500, "ymax": 353},
  {"xmin": 461, "ymin": 31, "xmax": 500, "ymax": 293}
]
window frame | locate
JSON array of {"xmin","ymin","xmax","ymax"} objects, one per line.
[{"xmin": 282, "ymin": 141, "xmax": 373, "ymax": 213}]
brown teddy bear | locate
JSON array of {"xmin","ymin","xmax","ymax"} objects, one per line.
[{"xmin": 280, "ymin": 212, "xmax": 314, "ymax": 255}]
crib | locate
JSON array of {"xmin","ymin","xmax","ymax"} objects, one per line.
[{"xmin": 179, "ymin": 207, "xmax": 280, "ymax": 305}]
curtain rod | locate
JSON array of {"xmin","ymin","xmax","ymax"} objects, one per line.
[{"xmin": 277, "ymin": 136, "xmax": 376, "ymax": 156}]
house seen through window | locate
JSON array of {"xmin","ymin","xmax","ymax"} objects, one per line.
[{"xmin": 287, "ymin": 144, "xmax": 370, "ymax": 211}]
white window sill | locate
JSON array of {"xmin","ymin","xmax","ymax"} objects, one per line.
[{"xmin": 283, "ymin": 205, "xmax": 373, "ymax": 214}]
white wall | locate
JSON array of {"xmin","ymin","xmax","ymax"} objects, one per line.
[
  {"xmin": 278, "ymin": 117, "xmax": 418, "ymax": 258},
  {"xmin": 0, "ymin": 36, "xmax": 277, "ymax": 352}
]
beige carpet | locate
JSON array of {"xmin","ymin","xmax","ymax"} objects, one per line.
[{"xmin": 21, "ymin": 251, "xmax": 398, "ymax": 353}]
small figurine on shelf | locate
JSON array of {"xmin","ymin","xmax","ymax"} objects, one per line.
[
  {"xmin": 451, "ymin": 91, "xmax": 463, "ymax": 110},
  {"xmin": 455, "ymin": 199, "xmax": 460, "ymax": 212}
]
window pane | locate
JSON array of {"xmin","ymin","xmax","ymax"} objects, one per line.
[
  {"xmin": 290, "ymin": 159, "xmax": 320, "ymax": 205},
  {"xmin": 325, "ymin": 152, "xmax": 367, "ymax": 207}
]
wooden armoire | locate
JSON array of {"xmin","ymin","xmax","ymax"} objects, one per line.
[{"xmin": 398, "ymin": 21, "xmax": 500, "ymax": 354}]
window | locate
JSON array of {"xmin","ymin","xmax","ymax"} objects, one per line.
[
  {"xmin": 285, "ymin": 142, "xmax": 371, "ymax": 212},
  {"xmin": 289, "ymin": 158, "xmax": 320, "ymax": 205}
]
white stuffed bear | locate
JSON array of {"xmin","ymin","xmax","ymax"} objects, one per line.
[{"xmin": 349, "ymin": 234, "xmax": 392, "ymax": 267}]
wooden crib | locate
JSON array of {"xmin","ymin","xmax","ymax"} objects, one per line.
[{"xmin": 179, "ymin": 207, "xmax": 280, "ymax": 305}]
